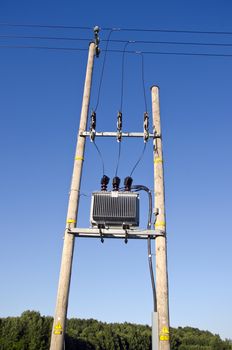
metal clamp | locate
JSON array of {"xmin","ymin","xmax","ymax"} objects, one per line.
[
  {"xmin": 93, "ymin": 26, "xmax": 100, "ymax": 58},
  {"xmin": 117, "ymin": 111, "xmax": 122, "ymax": 142},
  {"xmin": 143, "ymin": 112, "xmax": 149, "ymax": 142},
  {"xmin": 90, "ymin": 111, "xmax": 96, "ymax": 142}
]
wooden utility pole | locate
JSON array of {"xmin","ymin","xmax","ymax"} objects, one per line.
[
  {"xmin": 49, "ymin": 42, "xmax": 96, "ymax": 350},
  {"xmin": 151, "ymin": 86, "xmax": 170, "ymax": 350}
]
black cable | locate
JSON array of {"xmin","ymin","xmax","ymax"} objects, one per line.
[
  {"xmin": 131, "ymin": 185, "xmax": 156, "ymax": 312},
  {"xmin": 115, "ymin": 142, "xmax": 121, "ymax": 177},
  {"xmin": 120, "ymin": 41, "xmax": 131, "ymax": 111},
  {"xmin": 3, "ymin": 45, "xmax": 232, "ymax": 58},
  {"xmin": 139, "ymin": 53, "xmax": 148, "ymax": 112},
  {"xmin": 3, "ymin": 22, "xmax": 232, "ymax": 35},
  {"xmin": 92, "ymin": 140, "xmax": 105, "ymax": 176},
  {"xmin": 5, "ymin": 34, "xmax": 232, "ymax": 48},
  {"xmin": 0, "ymin": 22, "xmax": 92, "ymax": 30},
  {"xmin": 94, "ymin": 29, "xmax": 114, "ymax": 112},
  {"xmin": 130, "ymin": 143, "xmax": 147, "ymax": 177}
]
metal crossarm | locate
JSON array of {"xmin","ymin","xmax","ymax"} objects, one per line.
[
  {"xmin": 79, "ymin": 131, "xmax": 156, "ymax": 138},
  {"xmin": 68, "ymin": 227, "xmax": 165, "ymax": 239}
]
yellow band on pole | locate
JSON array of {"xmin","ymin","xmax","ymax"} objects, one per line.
[
  {"xmin": 155, "ymin": 221, "xmax": 166, "ymax": 228},
  {"xmin": 67, "ymin": 219, "xmax": 76, "ymax": 224},
  {"xmin": 154, "ymin": 157, "xmax": 163, "ymax": 164},
  {"xmin": 75, "ymin": 156, "xmax": 84, "ymax": 161}
]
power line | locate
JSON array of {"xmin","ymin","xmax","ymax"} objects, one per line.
[
  {"xmin": 2, "ymin": 22, "xmax": 232, "ymax": 35},
  {"xmin": 0, "ymin": 22, "xmax": 92, "ymax": 30},
  {"xmin": 94, "ymin": 30, "xmax": 113, "ymax": 112},
  {"xmin": 3, "ymin": 34, "xmax": 232, "ymax": 49},
  {"xmin": 2, "ymin": 45, "xmax": 232, "ymax": 58}
]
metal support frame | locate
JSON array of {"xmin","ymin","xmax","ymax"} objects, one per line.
[
  {"xmin": 80, "ymin": 130, "xmax": 160, "ymax": 138},
  {"xmin": 68, "ymin": 227, "xmax": 165, "ymax": 240}
]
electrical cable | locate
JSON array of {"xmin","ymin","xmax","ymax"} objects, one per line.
[
  {"xmin": 139, "ymin": 52, "xmax": 148, "ymax": 112},
  {"xmin": 92, "ymin": 140, "xmax": 105, "ymax": 176},
  {"xmin": 0, "ymin": 44, "xmax": 232, "ymax": 58},
  {"xmin": 4, "ymin": 34, "xmax": 232, "ymax": 48},
  {"xmin": 3, "ymin": 45, "xmax": 232, "ymax": 58},
  {"xmin": 115, "ymin": 141, "xmax": 121, "ymax": 177},
  {"xmin": 94, "ymin": 29, "xmax": 114, "ymax": 112},
  {"xmin": 129, "ymin": 143, "xmax": 147, "ymax": 177},
  {"xmin": 3, "ymin": 22, "xmax": 232, "ymax": 35},
  {"xmin": 114, "ymin": 41, "xmax": 134, "ymax": 178},
  {"xmin": 131, "ymin": 185, "xmax": 157, "ymax": 312},
  {"xmin": 0, "ymin": 22, "xmax": 92, "ymax": 30},
  {"xmin": 119, "ymin": 41, "xmax": 131, "ymax": 111}
]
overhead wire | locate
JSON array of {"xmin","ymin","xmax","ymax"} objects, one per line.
[
  {"xmin": 92, "ymin": 141, "xmax": 105, "ymax": 176},
  {"xmin": 4, "ymin": 34, "xmax": 232, "ymax": 48},
  {"xmin": 2, "ymin": 45, "xmax": 232, "ymax": 58},
  {"xmin": 94, "ymin": 29, "xmax": 115, "ymax": 112},
  {"xmin": 91, "ymin": 29, "xmax": 116, "ymax": 177},
  {"xmin": 114, "ymin": 41, "xmax": 132, "ymax": 177},
  {"xmin": 2, "ymin": 22, "xmax": 232, "ymax": 35}
]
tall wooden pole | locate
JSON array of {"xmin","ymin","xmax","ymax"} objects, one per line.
[
  {"xmin": 49, "ymin": 42, "xmax": 96, "ymax": 350},
  {"xmin": 151, "ymin": 86, "xmax": 170, "ymax": 350}
]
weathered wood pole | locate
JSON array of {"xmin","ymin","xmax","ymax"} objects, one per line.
[
  {"xmin": 50, "ymin": 42, "xmax": 96, "ymax": 350},
  {"xmin": 151, "ymin": 85, "xmax": 170, "ymax": 350}
]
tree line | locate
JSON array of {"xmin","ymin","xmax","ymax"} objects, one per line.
[{"xmin": 0, "ymin": 310, "xmax": 231, "ymax": 350}]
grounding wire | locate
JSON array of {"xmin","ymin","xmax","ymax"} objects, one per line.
[{"xmin": 92, "ymin": 140, "xmax": 105, "ymax": 176}]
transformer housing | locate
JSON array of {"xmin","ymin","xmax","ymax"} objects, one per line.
[{"xmin": 90, "ymin": 191, "xmax": 139, "ymax": 228}]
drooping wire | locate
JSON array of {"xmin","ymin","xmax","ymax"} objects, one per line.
[
  {"xmin": 94, "ymin": 29, "xmax": 114, "ymax": 112},
  {"xmin": 139, "ymin": 53, "xmax": 148, "ymax": 112},
  {"xmin": 128, "ymin": 52, "xmax": 149, "ymax": 177},
  {"xmin": 115, "ymin": 141, "xmax": 121, "ymax": 177},
  {"xmin": 114, "ymin": 41, "xmax": 135, "ymax": 177},
  {"xmin": 129, "ymin": 143, "xmax": 147, "ymax": 177},
  {"xmin": 119, "ymin": 41, "xmax": 131, "ymax": 111},
  {"xmin": 93, "ymin": 140, "xmax": 105, "ymax": 176}
]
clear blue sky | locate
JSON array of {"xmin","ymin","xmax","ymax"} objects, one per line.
[{"xmin": 1, "ymin": 0, "xmax": 232, "ymax": 341}]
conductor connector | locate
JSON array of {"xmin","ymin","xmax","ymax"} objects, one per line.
[
  {"xmin": 117, "ymin": 111, "xmax": 122, "ymax": 142},
  {"xmin": 93, "ymin": 26, "xmax": 100, "ymax": 57},
  {"xmin": 143, "ymin": 112, "xmax": 149, "ymax": 142},
  {"xmin": 90, "ymin": 111, "xmax": 96, "ymax": 142}
]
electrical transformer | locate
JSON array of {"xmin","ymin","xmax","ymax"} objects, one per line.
[{"xmin": 90, "ymin": 191, "xmax": 140, "ymax": 228}]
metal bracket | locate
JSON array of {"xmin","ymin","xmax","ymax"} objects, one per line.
[
  {"xmin": 68, "ymin": 227, "xmax": 165, "ymax": 240},
  {"xmin": 80, "ymin": 131, "xmax": 154, "ymax": 139},
  {"xmin": 93, "ymin": 26, "xmax": 100, "ymax": 57}
]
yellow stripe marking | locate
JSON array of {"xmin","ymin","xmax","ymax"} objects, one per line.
[
  {"xmin": 75, "ymin": 156, "xmax": 84, "ymax": 161},
  {"xmin": 154, "ymin": 157, "xmax": 163, "ymax": 163},
  {"xmin": 155, "ymin": 221, "xmax": 166, "ymax": 228},
  {"xmin": 67, "ymin": 219, "xmax": 76, "ymax": 224}
]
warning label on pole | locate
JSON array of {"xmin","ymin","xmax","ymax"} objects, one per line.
[
  {"xmin": 160, "ymin": 326, "xmax": 170, "ymax": 341},
  {"xmin": 54, "ymin": 321, "xmax": 63, "ymax": 335}
]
